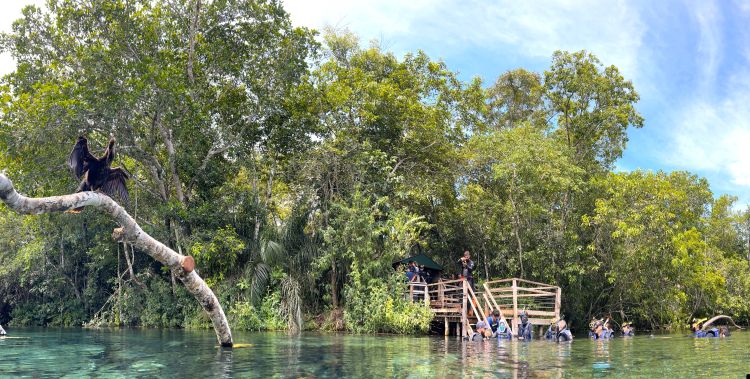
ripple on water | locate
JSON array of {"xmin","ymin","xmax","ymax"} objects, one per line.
[{"xmin": 1, "ymin": 328, "xmax": 750, "ymax": 377}]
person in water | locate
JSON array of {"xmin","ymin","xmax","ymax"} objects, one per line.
[
  {"xmin": 470, "ymin": 320, "xmax": 491, "ymax": 341},
  {"xmin": 517, "ymin": 311, "xmax": 532, "ymax": 340},
  {"xmin": 486, "ymin": 311, "xmax": 512, "ymax": 339},
  {"xmin": 622, "ymin": 322, "xmax": 635, "ymax": 336},
  {"xmin": 545, "ymin": 318, "xmax": 573, "ymax": 342},
  {"xmin": 589, "ymin": 318, "xmax": 614, "ymax": 339},
  {"xmin": 495, "ymin": 320, "xmax": 512, "ymax": 339},
  {"xmin": 691, "ymin": 318, "xmax": 722, "ymax": 338},
  {"xmin": 486, "ymin": 310, "xmax": 500, "ymax": 335}
]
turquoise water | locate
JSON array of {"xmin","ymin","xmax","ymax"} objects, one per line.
[{"xmin": 1, "ymin": 328, "xmax": 749, "ymax": 377}]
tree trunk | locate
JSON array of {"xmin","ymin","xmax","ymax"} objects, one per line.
[
  {"xmin": 0, "ymin": 174, "xmax": 233, "ymax": 347},
  {"xmin": 509, "ymin": 166, "xmax": 524, "ymax": 277},
  {"xmin": 331, "ymin": 260, "xmax": 338, "ymax": 308}
]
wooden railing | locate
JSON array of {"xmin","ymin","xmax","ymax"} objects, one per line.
[
  {"xmin": 484, "ymin": 277, "xmax": 560, "ymax": 335},
  {"xmin": 407, "ymin": 277, "xmax": 559, "ymax": 338}
]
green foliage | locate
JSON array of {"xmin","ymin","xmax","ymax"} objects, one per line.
[
  {"xmin": 344, "ymin": 274, "xmax": 433, "ymax": 334},
  {"xmin": 0, "ymin": 0, "xmax": 748, "ymax": 336},
  {"xmin": 229, "ymin": 291, "xmax": 287, "ymax": 332}
]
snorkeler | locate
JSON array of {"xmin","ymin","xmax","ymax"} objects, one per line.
[
  {"xmin": 545, "ymin": 318, "xmax": 572, "ymax": 342},
  {"xmin": 517, "ymin": 311, "xmax": 532, "ymax": 340},
  {"xmin": 589, "ymin": 318, "xmax": 613, "ymax": 339},
  {"xmin": 495, "ymin": 320, "xmax": 512, "ymax": 340},
  {"xmin": 622, "ymin": 322, "xmax": 634, "ymax": 336}
]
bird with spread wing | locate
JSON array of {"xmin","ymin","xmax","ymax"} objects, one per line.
[{"xmin": 67, "ymin": 136, "xmax": 130, "ymax": 212}]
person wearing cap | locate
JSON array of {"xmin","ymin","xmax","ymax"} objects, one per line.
[{"xmin": 470, "ymin": 319, "xmax": 491, "ymax": 341}]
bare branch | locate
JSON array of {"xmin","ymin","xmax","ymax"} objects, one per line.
[{"xmin": 0, "ymin": 174, "xmax": 233, "ymax": 347}]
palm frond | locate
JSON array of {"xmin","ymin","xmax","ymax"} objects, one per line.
[{"xmin": 250, "ymin": 263, "xmax": 271, "ymax": 304}]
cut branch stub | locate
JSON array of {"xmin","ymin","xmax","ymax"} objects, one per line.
[{"xmin": 0, "ymin": 174, "xmax": 233, "ymax": 347}]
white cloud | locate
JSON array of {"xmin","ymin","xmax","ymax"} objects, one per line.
[
  {"xmin": 690, "ymin": 0, "xmax": 722, "ymax": 88},
  {"xmin": 282, "ymin": 0, "xmax": 648, "ymax": 81},
  {"xmin": 0, "ymin": 0, "xmax": 46, "ymax": 77},
  {"xmin": 669, "ymin": 70, "xmax": 750, "ymax": 187}
]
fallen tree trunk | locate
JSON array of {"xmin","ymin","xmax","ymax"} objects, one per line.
[{"xmin": 0, "ymin": 174, "xmax": 233, "ymax": 347}]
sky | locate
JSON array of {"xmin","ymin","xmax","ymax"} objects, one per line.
[{"xmin": 1, "ymin": 0, "xmax": 750, "ymax": 206}]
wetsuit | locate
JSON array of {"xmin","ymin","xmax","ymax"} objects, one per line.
[
  {"xmin": 557, "ymin": 328, "xmax": 573, "ymax": 342},
  {"xmin": 495, "ymin": 322, "xmax": 512, "ymax": 340},
  {"xmin": 518, "ymin": 321, "xmax": 532, "ymax": 340},
  {"xmin": 694, "ymin": 327, "xmax": 719, "ymax": 338},
  {"xmin": 544, "ymin": 326, "xmax": 556, "ymax": 340}
]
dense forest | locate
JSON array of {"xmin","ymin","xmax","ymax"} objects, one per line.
[{"xmin": 1, "ymin": 0, "xmax": 749, "ymax": 334}]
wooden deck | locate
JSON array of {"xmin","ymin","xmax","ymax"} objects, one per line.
[{"xmin": 408, "ymin": 277, "xmax": 561, "ymax": 338}]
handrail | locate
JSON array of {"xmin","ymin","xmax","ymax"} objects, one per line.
[
  {"xmin": 483, "ymin": 283, "xmax": 514, "ymax": 335},
  {"xmin": 466, "ymin": 283, "xmax": 486, "ymax": 325},
  {"xmin": 484, "ymin": 277, "xmax": 561, "ymax": 288}
]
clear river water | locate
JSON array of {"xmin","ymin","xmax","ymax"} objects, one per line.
[{"xmin": 0, "ymin": 327, "xmax": 748, "ymax": 378}]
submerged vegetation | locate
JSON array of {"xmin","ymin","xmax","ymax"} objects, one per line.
[{"xmin": 0, "ymin": 0, "xmax": 749, "ymax": 334}]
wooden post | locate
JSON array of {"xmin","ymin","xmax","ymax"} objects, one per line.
[
  {"xmin": 555, "ymin": 287, "xmax": 561, "ymax": 320},
  {"xmin": 462, "ymin": 280, "xmax": 468, "ymax": 338},
  {"xmin": 444, "ymin": 317, "xmax": 449, "ymax": 336},
  {"xmin": 409, "ymin": 283, "xmax": 414, "ymax": 301},
  {"xmin": 439, "ymin": 281, "xmax": 445, "ymax": 305},
  {"xmin": 424, "ymin": 285, "xmax": 430, "ymax": 306},
  {"xmin": 512, "ymin": 278, "xmax": 519, "ymax": 337}
]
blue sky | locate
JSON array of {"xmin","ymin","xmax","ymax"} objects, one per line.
[
  {"xmin": 283, "ymin": 0, "xmax": 750, "ymax": 207},
  {"xmin": 1, "ymin": 1, "xmax": 749, "ymax": 206}
]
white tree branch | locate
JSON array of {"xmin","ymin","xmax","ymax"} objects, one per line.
[{"xmin": 0, "ymin": 174, "xmax": 233, "ymax": 347}]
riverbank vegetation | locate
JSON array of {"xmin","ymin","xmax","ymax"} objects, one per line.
[{"xmin": 1, "ymin": 0, "xmax": 749, "ymax": 333}]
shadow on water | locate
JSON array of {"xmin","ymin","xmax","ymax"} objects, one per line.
[{"xmin": 1, "ymin": 328, "xmax": 749, "ymax": 377}]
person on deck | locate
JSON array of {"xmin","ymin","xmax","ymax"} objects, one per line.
[
  {"xmin": 405, "ymin": 261, "xmax": 416, "ymax": 282},
  {"xmin": 459, "ymin": 250, "xmax": 475, "ymax": 292},
  {"xmin": 517, "ymin": 311, "xmax": 532, "ymax": 340}
]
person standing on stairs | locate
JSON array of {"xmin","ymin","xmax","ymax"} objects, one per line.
[{"xmin": 459, "ymin": 250, "xmax": 475, "ymax": 292}]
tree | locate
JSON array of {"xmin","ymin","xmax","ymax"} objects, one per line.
[{"xmin": 544, "ymin": 50, "xmax": 644, "ymax": 171}]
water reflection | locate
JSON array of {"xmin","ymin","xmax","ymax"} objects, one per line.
[{"xmin": 1, "ymin": 328, "xmax": 749, "ymax": 377}]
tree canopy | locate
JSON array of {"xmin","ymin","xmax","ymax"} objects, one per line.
[{"xmin": 0, "ymin": 0, "xmax": 748, "ymax": 333}]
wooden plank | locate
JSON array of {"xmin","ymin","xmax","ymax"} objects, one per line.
[
  {"xmin": 488, "ymin": 287, "xmax": 556, "ymax": 296},
  {"xmin": 514, "ymin": 277, "xmax": 560, "ymax": 288},
  {"xmin": 512, "ymin": 278, "xmax": 518, "ymax": 337},
  {"xmin": 466, "ymin": 284, "xmax": 485, "ymax": 325},
  {"xmin": 462, "ymin": 280, "xmax": 468, "ymax": 338},
  {"xmin": 521, "ymin": 310, "xmax": 557, "ymax": 317},
  {"xmin": 490, "ymin": 293, "xmax": 557, "ymax": 299}
]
